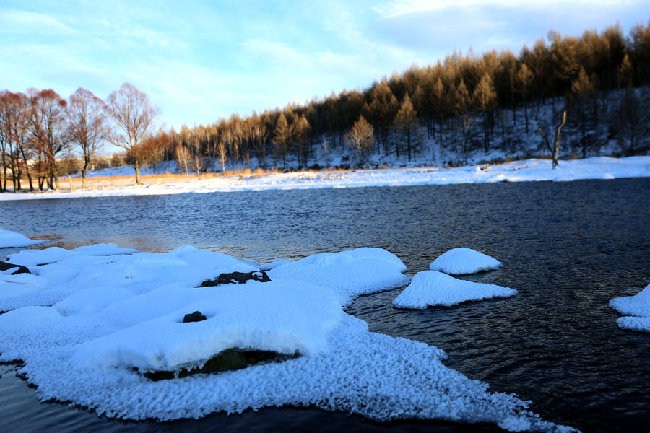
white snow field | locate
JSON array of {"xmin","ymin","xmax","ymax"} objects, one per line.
[
  {"xmin": 393, "ymin": 271, "xmax": 517, "ymax": 308},
  {"xmin": 430, "ymin": 248, "xmax": 502, "ymax": 275},
  {"xmin": 0, "ymin": 240, "xmax": 577, "ymax": 432},
  {"xmin": 0, "ymin": 156, "xmax": 648, "ymax": 201},
  {"xmin": 0, "ymin": 228, "xmax": 43, "ymax": 248},
  {"xmin": 610, "ymin": 283, "xmax": 650, "ymax": 332}
]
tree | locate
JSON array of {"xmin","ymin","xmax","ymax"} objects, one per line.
[
  {"xmin": 570, "ymin": 67, "xmax": 597, "ymax": 157},
  {"xmin": 615, "ymin": 89, "xmax": 647, "ymax": 155},
  {"xmin": 293, "ymin": 115, "xmax": 312, "ymax": 168},
  {"xmin": 538, "ymin": 110, "xmax": 566, "ymax": 169},
  {"xmin": 105, "ymin": 83, "xmax": 159, "ymax": 184},
  {"xmin": 273, "ymin": 112, "xmax": 291, "ymax": 168},
  {"xmin": 366, "ymin": 79, "xmax": 399, "ymax": 155},
  {"xmin": 517, "ymin": 63, "xmax": 534, "ymax": 133},
  {"xmin": 394, "ymin": 94, "xmax": 418, "ymax": 161},
  {"xmin": 175, "ymin": 145, "xmax": 191, "ymax": 175},
  {"xmin": 66, "ymin": 88, "xmax": 109, "ymax": 187},
  {"xmin": 473, "ymin": 73, "xmax": 497, "ymax": 153},
  {"xmin": 345, "ymin": 115, "xmax": 374, "ymax": 165},
  {"xmin": 28, "ymin": 89, "xmax": 67, "ymax": 190}
]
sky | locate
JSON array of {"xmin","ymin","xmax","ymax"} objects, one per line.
[{"xmin": 1, "ymin": 0, "xmax": 648, "ymax": 130}]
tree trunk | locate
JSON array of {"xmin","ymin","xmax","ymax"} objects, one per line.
[
  {"xmin": 82, "ymin": 155, "xmax": 90, "ymax": 188},
  {"xmin": 552, "ymin": 111, "xmax": 567, "ymax": 168},
  {"xmin": 135, "ymin": 160, "xmax": 142, "ymax": 185},
  {"xmin": 539, "ymin": 110, "xmax": 566, "ymax": 169}
]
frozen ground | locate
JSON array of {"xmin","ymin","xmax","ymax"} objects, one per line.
[
  {"xmin": 0, "ymin": 156, "xmax": 648, "ymax": 201},
  {"xmin": 393, "ymin": 271, "xmax": 517, "ymax": 308},
  {"xmin": 610, "ymin": 283, "xmax": 650, "ymax": 332},
  {"xmin": 0, "ymin": 237, "xmax": 576, "ymax": 432}
]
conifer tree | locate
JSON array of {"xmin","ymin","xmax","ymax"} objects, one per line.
[
  {"xmin": 473, "ymin": 73, "xmax": 497, "ymax": 153},
  {"xmin": 273, "ymin": 112, "xmax": 291, "ymax": 168},
  {"xmin": 394, "ymin": 94, "xmax": 418, "ymax": 161}
]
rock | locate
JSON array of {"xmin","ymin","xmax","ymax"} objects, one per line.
[
  {"xmin": 199, "ymin": 270, "xmax": 271, "ymax": 287},
  {"xmin": 0, "ymin": 261, "xmax": 31, "ymax": 275},
  {"xmin": 141, "ymin": 348, "xmax": 300, "ymax": 381},
  {"xmin": 182, "ymin": 311, "xmax": 207, "ymax": 323}
]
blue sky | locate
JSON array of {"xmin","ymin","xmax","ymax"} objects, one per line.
[{"xmin": 1, "ymin": 0, "xmax": 647, "ymax": 129}]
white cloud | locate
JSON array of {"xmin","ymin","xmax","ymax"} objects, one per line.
[{"xmin": 0, "ymin": 8, "xmax": 77, "ymax": 34}]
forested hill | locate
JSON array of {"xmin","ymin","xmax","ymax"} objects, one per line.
[
  {"xmin": 2, "ymin": 23, "xmax": 649, "ymax": 191},
  {"xmin": 148, "ymin": 23, "xmax": 649, "ymax": 171}
]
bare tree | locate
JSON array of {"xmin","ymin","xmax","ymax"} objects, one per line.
[
  {"xmin": 28, "ymin": 89, "xmax": 67, "ymax": 190},
  {"xmin": 175, "ymin": 145, "xmax": 190, "ymax": 175},
  {"xmin": 539, "ymin": 110, "xmax": 567, "ymax": 169},
  {"xmin": 66, "ymin": 88, "xmax": 109, "ymax": 187},
  {"xmin": 345, "ymin": 115, "xmax": 374, "ymax": 166},
  {"xmin": 105, "ymin": 83, "xmax": 159, "ymax": 184}
]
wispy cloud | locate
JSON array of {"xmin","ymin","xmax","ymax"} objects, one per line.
[{"xmin": 0, "ymin": 0, "xmax": 647, "ymax": 128}]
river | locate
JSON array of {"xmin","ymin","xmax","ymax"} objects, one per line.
[{"xmin": 1, "ymin": 179, "xmax": 649, "ymax": 433}]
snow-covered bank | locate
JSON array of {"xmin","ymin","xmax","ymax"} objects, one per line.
[
  {"xmin": 0, "ymin": 240, "xmax": 576, "ymax": 432},
  {"xmin": 0, "ymin": 156, "xmax": 648, "ymax": 201}
]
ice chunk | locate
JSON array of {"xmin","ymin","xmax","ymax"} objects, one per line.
[
  {"xmin": 430, "ymin": 248, "xmax": 502, "ymax": 275},
  {"xmin": 0, "ymin": 228, "xmax": 43, "ymax": 248},
  {"xmin": 393, "ymin": 271, "xmax": 517, "ymax": 308},
  {"xmin": 268, "ymin": 248, "xmax": 408, "ymax": 305},
  {"xmin": 610, "ymin": 283, "xmax": 650, "ymax": 332}
]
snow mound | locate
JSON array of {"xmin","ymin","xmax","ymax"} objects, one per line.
[
  {"xmin": 268, "ymin": 248, "xmax": 409, "ymax": 305},
  {"xmin": 73, "ymin": 280, "xmax": 344, "ymax": 372},
  {"xmin": 0, "ymin": 228, "xmax": 43, "ymax": 248},
  {"xmin": 0, "ymin": 243, "xmax": 575, "ymax": 432},
  {"xmin": 430, "ymin": 248, "xmax": 502, "ymax": 275},
  {"xmin": 393, "ymin": 271, "xmax": 517, "ymax": 308},
  {"xmin": 0, "ymin": 245, "xmax": 256, "ymax": 312},
  {"xmin": 610, "ymin": 283, "xmax": 650, "ymax": 332}
]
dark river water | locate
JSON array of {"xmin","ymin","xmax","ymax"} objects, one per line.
[{"xmin": 1, "ymin": 179, "xmax": 649, "ymax": 433}]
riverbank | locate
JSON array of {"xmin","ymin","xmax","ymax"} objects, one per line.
[{"xmin": 1, "ymin": 156, "xmax": 648, "ymax": 201}]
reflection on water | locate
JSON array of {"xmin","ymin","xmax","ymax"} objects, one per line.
[{"xmin": 2, "ymin": 178, "xmax": 650, "ymax": 432}]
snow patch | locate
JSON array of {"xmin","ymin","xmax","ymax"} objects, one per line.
[
  {"xmin": 430, "ymin": 248, "xmax": 502, "ymax": 275},
  {"xmin": 610, "ymin": 283, "xmax": 650, "ymax": 332},
  {"xmin": 393, "ymin": 271, "xmax": 517, "ymax": 308},
  {"xmin": 268, "ymin": 248, "xmax": 409, "ymax": 305},
  {"xmin": 0, "ymin": 228, "xmax": 43, "ymax": 248}
]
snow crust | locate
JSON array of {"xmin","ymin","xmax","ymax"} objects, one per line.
[
  {"xmin": 610, "ymin": 283, "xmax": 650, "ymax": 332},
  {"xmin": 0, "ymin": 228, "xmax": 43, "ymax": 248},
  {"xmin": 430, "ymin": 248, "xmax": 502, "ymax": 275},
  {"xmin": 0, "ymin": 240, "xmax": 575, "ymax": 432},
  {"xmin": 0, "ymin": 156, "xmax": 647, "ymax": 201},
  {"xmin": 393, "ymin": 271, "xmax": 517, "ymax": 308}
]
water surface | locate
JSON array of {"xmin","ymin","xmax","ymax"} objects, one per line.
[{"xmin": 2, "ymin": 179, "xmax": 649, "ymax": 433}]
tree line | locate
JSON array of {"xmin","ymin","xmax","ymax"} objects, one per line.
[
  {"xmin": 156, "ymin": 23, "xmax": 649, "ymax": 172},
  {"xmin": 1, "ymin": 23, "xmax": 649, "ymax": 190},
  {"xmin": 0, "ymin": 83, "xmax": 158, "ymax": 191}
]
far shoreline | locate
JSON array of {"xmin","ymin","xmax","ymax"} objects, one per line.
[{"xmin": 1, "ymin": 156, "xmax": 649, "ymax": 202}]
